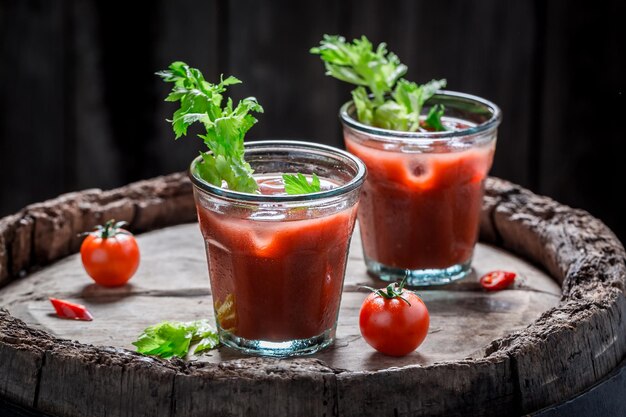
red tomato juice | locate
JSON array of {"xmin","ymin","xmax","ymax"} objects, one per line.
[
  {"xmin": 196, "ymin": 179, "xmax": 358, "ymax": 342},
  {"xmin": 344, "ymin": 134, "xmax": 494, "ymax": 270}
]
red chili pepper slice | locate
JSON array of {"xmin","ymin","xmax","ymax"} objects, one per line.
[
  {"xmin": 479, "ymin": 271, "xmax": 516, "ymax": 291},
  {"xmin": 49, "ymin": 298, "xmax": 94, "ymax": 321}
]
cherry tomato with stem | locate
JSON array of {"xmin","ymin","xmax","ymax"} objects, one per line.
[
  {"xmin": 479, "ymin": 270, "xmax": 516, "ymax": 291},
  {"xmin": 359, "ymin": 277, "xmax": 430, "ymax": 357},
  {"xmin": 80, "ymin": 219, "xmax": 140, "ymax": 287}
]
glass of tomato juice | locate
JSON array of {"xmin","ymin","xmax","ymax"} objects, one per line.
[
  {"xmin": 189, "ymin": 141, "xmax": 366, "ymax": 356},
  {"xmin": 340, "ymin": 91, "xmax": 501, "ymax": 285}
]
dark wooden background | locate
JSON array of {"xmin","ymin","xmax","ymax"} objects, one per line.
[{"xmin": 0, "ymin": 0, "xmax": 625, "ymax": 242}]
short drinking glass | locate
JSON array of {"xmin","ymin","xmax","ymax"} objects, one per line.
[
  {"xmin": 190, "ymin": 140, "xmax": 366, "ymax": 356},
  {"xmin": 340, "ymin": 91, "xmax": 501, "ymax": 286}
]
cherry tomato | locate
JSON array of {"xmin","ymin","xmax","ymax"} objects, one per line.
[
  {"xmin": 49, "ymin": 298, "xmax": 93, "ymax": 321},
  {"xmin": 479, "ymin": 270, "xmax": 516, "ymax": 291},
  {"xmin": 359, "ymin": 280, "xmax": 430, "ymax": 357},
  {"xmin": 80, "ymin": 220, "xmax": 140, "ymax": 287}
]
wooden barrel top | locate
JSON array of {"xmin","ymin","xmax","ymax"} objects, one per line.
[
  {"xmin": 1, "ymin": 224, "xmax": 561, "ymax": 372},
  {"xmin": 0, "ymin": 173, "xmax": 624, "ymax": 417}
]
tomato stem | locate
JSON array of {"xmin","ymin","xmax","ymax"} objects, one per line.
[
  {"xmin": 101, "ymin": 219, "xmax": 115, "ymax": 238},
  {"xmin": 361, "ymin": 276, "xmax": 413, "ymax": 306},
  {"xmin": 94, "ymin": 219, "xmax": 128, "ymax": 239}
]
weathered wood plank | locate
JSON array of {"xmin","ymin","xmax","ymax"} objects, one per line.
[
  {"xmin": 2, "ymin": 222, "xmax": 560, "ymax": 373},
  {"xmin": 225, "ymin": 0, "xmax": 345, "ymax": 147},
  {"xmin": 538, "ymin": 0, "xmax": 626, "ymax": 243},
  {"xmin": 10, "ymin": 287, "xmax": 559, "ymax": 373},
  {"xmin": 87, "ymin": 2, "xmax": 159, "ymax": 183},
  {"xmin": 0, "ymin": 395, "xmax": 55, "ymax": 417},
  {"xmin": 151, "ymin": 0, "xmax": 220, "ymax": 176},
  {"xmin": 0, "ymin": 309, "xmax": 48, "ymax": 408},
  {"xmin": 510, "ymin": 293, "xmax": 626, "ymax": 412},
  {"xmin": 0, "ymin": 0, "xmax": 69, "ymax": 216},
  {"xmin": 70, "ymin": 0, "xmax": 121, "ymax": 191},
  {"xmin": 336, "ymin": 357, "xmax": 515, "ymax": 417},
  {"xmin": 0, "ymin": 213, "xmax": 33, "ymax": 286},
  {"xmin": 0, "ymin": 175, "xmax": 623, "ymax": 416},
  {"xmin": 534, "ymin": 359, "xmax": 626, "ymax": 417},
  {"xmin": 2, "ymin": 0, "xmax": 625, "ymax": 249},
  {"xmin": 482, "ymin": 177, "xmax": 626, "ymax": 413},
  {"xmin": 172, "ymin": 359, "xmax": 337, "ymax": 417},
  {"xmin": 37, "ymin": 347, "xmax": 176, "ymax": 417},
  {"xmin": 0, "ymin": 214, "xmax": 17, "ymax": 286},
  {"xmin": 0, "ymin": 342, "xmax": 42, "ymax": 408},
  {"xmin": 0, "ymin": 173, "xmax": 194, "ymax": 287}
]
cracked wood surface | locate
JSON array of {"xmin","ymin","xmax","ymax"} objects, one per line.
[
  {"xmin": 1, "ymin": 224, "xmax": 560, "ymax": 372},
  {"xmin": 0, "ymin": 174, "xmax": 624, "ymax": 417}
]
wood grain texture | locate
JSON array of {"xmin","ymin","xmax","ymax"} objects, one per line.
[
  {"xmin": 0, "ymin": 172, "xmax": 194, "ymax": 281},
  {"xmin": 0, "ymin": 0, "xmax": 70, "ymax": 212},
  {"xmin": 1, "ymin": 223, "xmax": 560, "ymax": 372},
  {"xmin": 70, "ymin": 0, "xmax": 122, "ymax": 191},
  {"xmin": 537, "ymin": 0, "xmax": 626, "ymax": 246},
  {"xmin": 1, "ymin": 0, "xmax": 625, "ymax": 245},
  {"xmin": 37, "ymin": 346, "xmax": 176, "ymax": 417},
  {"xmin": 0, "ymin": 396, "xmax": 55, "ymax": 417},
  {"xmin": 224, "ymin": 0, "xmax": 345, "ymax": 147},
  {"xmin": 0, "ymin": 175, "xmax": 624, "ymax": 416},
  {"xmin": 0, "ymin": 309, "xmax": 50, "ymax": 408},
  {"xmin": 171, "ymin": 358, "xmax": 337, "ymax": 417},
  {"xmin": 151, "ymin": 0, "xmax": 220, "ymax": 177}
]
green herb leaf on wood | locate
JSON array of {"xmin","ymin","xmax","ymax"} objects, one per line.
[{"xmin": 132, "ymin": 319, "xmax": 220, "ymax": 359}]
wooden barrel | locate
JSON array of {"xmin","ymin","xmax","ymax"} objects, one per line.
[{"xmin": 0, "ymin": 174, "xmax": 624, "ymax": 417}]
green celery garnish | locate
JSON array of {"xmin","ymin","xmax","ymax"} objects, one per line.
[
  {"xmin": 310, "ymin": 35, "xmax": 407, "ymax": 106},
  {"xmin": 423, "ymin": 104, "xmax": 446, "ymax": 131},
  {"xmin": 132, "ymin": 319, "xmax": 219, "ymax": 359},
  {"xmin": 157, "ymin": 61, "xmax": 263, "ymax": 193},
  {"xmin": 283, "ymin": 173, "xmax": 321, "ymax": 195},
  {"xmin": 159, "ymin": 61, "xmax": 321, "ymax": 195},
  {"xmin": 311, "ymin": 35, "xmax": 448, "ymax": 132}
]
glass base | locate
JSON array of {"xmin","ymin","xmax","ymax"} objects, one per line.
[
  {"xmin": 365, "ymin": 256, "xmax": 473, "ymax": 286},
  {"xmin": 219, "ymin": 326, "xmax": 335, "ymax": 357}
]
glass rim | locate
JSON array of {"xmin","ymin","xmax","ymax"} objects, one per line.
[
  {"xmin": 339, "ymin": 90, "xmax": 502, "ymax": 142},
  {"xmin": 189, "ymin": 140, "xmax": 367, "ymax": 203}
]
